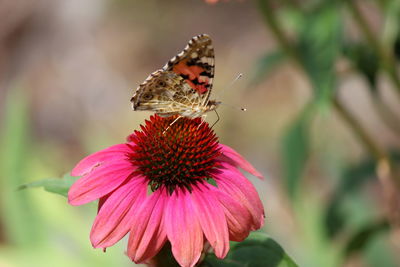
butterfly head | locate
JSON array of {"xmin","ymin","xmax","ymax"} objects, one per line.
[{"xmin": 206, "ymin": 100, "xmax": 222, "ymax": 111}]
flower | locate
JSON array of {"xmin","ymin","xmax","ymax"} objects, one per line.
[{"xmin": 68, "ymin": 115, "xmax": 265, "ymax": 267}]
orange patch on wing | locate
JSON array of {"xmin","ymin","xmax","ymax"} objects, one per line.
[
  {"xmin": 185, "ymin": 80, "xmax": 207, "ymax": 94},
  {"xmin": 173, "ymin": 60, "xmax": 209, "ymax": 94}
]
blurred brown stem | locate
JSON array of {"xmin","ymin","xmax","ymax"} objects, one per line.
[
  {"xmin": 333, "ymin": 98, "xmax": 385, "ymax": 161},
  {"xmin": 346, "ymin": 0, "xmax": 400, "ymax": 100},
  {"xmin": 372, "ymin": 94, "xmax": 400, "ymax": 137}
]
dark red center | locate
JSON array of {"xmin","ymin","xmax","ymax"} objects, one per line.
[{"xmin": 127, "ymin": 115, "xmax": 220, "ymax": 193}]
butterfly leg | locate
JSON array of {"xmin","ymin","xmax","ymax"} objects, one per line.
[
  {"xmin": 163, "ymin": 116, "xmax": 182, "ymax": 134},
  {"xmin": 197, "ymin": 115, "xmax": 208, "ymax": 129},
  {"xmin": 210, "ymin": 109, "xmax": 220, "ymax": 129}
]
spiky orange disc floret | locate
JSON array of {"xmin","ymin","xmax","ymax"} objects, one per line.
[{"xmin": 127, "ymin": 115, "xmax": 220, "ymax": 193}]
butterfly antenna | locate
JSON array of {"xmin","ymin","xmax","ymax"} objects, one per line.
[
  {"xmin": 229, "ymin": 73, "xmax": 243, "ymax": 87},
  {"xmin": 216, "ymin": 73, "xmax": 243, "ymax": 99},
  {"xmin": 220, "ymin": 102, "xmax": 247, "ymax": 112}
]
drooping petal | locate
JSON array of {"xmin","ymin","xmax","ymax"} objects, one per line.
[
  {"xmin": 90, "ymin": 176, "xmax": 147, "ymax": 248},
  {"xmin": 211, "ymin": 187, "xmax": 253, "ymax": 241},
  {"xmin": 68, "ymin": 161, "xmax": 136, "ymax": 205},
  {"xmin": 213, "ymin": 162, "xmax": 265, "ymax": 230},
  {"xmin": 127, "ymin": 188, "xmax": 168, "ymax": 263},
  {"xmin": 165, "ymin": 188, "xmax": 203, "ymax": 267},
  {"xmin": 217, "ymin": 144, "xmax": 263, "ymax": 179},
  {"xmin": 71, "ymin": 143, "xmax": 133, "ymax": 176},
  {"xmin": 190, "ymin": 183, "xmax": 229, "ymax": 259}
]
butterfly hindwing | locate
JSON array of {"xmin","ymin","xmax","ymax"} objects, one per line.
[{"xmin": 131, "ymin": 70, "xmax": 204, "ymax": 117}]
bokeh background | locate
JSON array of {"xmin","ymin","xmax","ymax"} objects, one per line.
[{"xmin": 1, "ymin": 0, "xmax": 400, "ymax": 266}]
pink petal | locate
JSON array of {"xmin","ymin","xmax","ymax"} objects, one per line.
[
  {"xmin": 90, "ymin": 177, "xmax": 147, "ymax": 248},
  {"xmin": 68, "ymin": 161, "xmax": 135, "ymax": 205},
  {"xmin": 127, "ymin": 188, "xmax": 168, "ymax": 263},
  {"xmin": 214, "ymin": 163, "xmax": 265, "ymax": 230},
  {"xmin": 190, "ymin": 183, "xmax": 229, "ymax": 259},
  {"xmin": 71, "ymin": 144, "xmax": 133, "ymax": 176},
  {"xmin": 165, "ymin": 188, "xmax": 203, "ymax": 267},
  {"xmin": 97, "ymin": 192, "xmax": 111, "ymax": 213},
  {"xmin": 218, "ymin": 144, "xmax": 263, "ymax": 179},
  {"xmin": 212, "ymin": 188, "xmax": 253, "ymax": 241}
]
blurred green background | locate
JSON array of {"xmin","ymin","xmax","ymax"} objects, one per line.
[{"xmin": 1, "ymin": 0, "xmax": 400, "ymax": 266}]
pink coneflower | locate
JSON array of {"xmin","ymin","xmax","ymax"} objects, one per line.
[{"xmin": 68, "ymin": 115, "xmax": 264, "ymax": 267}]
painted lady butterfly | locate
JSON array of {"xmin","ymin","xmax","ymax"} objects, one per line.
[{"xmin": 131, "ymin": 34, "xmax": 221, "ymax": 118}]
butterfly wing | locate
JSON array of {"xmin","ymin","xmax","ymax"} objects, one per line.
[
  {"xmin": 163, "ymin": 34, "xmax": 215, "ymax": 106},
  {"xmin": 131, "ymin": 69, "xmax": 204, "ymax": 117}
]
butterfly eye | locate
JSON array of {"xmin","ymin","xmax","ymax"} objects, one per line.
[{"xmin": 142, "ymin": 93, "xmax": 153, "ymax": 100}]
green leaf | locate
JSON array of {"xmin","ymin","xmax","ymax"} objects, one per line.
[
  {"xmin": 297, "ymin": 1, "xmax": 342, "ymax": 105},
  {"xmin": 344, "ymin": 220, "xmax": 389, "ymax": 257},
  {"xmin": 203, "ymin": 232, "xmax": 298, "ymax": 267},
  {"xmin": 19, "ymin": 173, "xmax": 78, "ymax": 197},
  {"xmin": 202, "ymin": 257, "xmax": 243, "ymax": 267},
  {"xmin": 281, "ymin": 106, "xmax": 313, "ymax": 199},
  {"xmin": 325, "ymin": 151, "xmax": 400, "ymax": 238},
  {"xmin": 342, "ymin": 42, "xmax": 379, "ymax": 92},
  {"xmin": 324, "ymin": 156, "xmax": 377, "ymax": 238},
  {"xmin": 382, "ymin": 0, "xmax": 400, "ymax": 62},
  {"xmin": 395, "ymin": 30, "xmax": 400, "ymax": 60},
  {"xmin": 363, "ymin": 229, "xmax": 397, "ymax": 267},
  {"xmin": 1, "ymin": 85, "xmax": 44, "ymax": 245},
  {"xmin": 251, "ymin": 50, "xmax": 286, "ymax": 85}
]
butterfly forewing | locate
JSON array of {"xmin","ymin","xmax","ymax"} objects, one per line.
[{"xmin": 163, "ymin": 34, "xmax": 215, "ymax": 106}]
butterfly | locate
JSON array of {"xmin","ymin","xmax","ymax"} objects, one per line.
[{"xmin": 131, "ymin": 34, "xmax": 221, "ymax": 118}]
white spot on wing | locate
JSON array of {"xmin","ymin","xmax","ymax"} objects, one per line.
[{"xmin": 199, "ymin": 75, "xmax": 208, "ymax": 82}]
